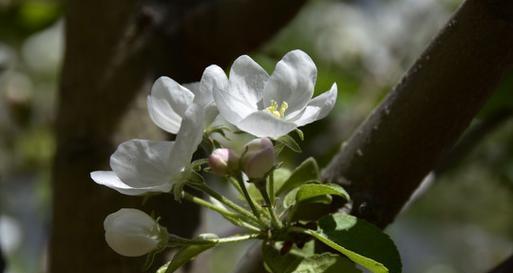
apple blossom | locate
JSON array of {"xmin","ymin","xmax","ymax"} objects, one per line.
[
  {"xmin": 104, "ymin": 208, "xmax": 166, "ymax": 257},
  {"xmin": 212, "ymin": 49, "xmax": 337, "ymax": 138},
  {"xmin": 90, "ymin": 67, "xmax": 219, "ymax": 195}
]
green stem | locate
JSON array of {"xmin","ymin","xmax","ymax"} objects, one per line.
[
  {"xmin": 234, "ymin": 175, "xmax": 261, "ymax": 219},
  {"xmin": 168, "ymin": 233, "xmax": 261, "ymax": 246},
  {"xmin": 269, "ymin": 171, "xmax": 275, "ymax": 206},
  {"xmin": 182, "ymin": 192, "xmax": 260, "ymax": 232},
  {"xmin": 257, "ymin": 183, "xmax": 282, "ymax": 230},
  {"xmin": 192, "ymin": 183, "xmax": 265, "ymax": 228},
  {"xmin": 227, "ymin": 176, "xmax": 243, "ymax": 195}
]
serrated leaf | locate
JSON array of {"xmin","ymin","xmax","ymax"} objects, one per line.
[
  {"xmin": 295, "ymin": 184, "xmax": 350, "ymax": 203},
  {"xmin": 263, "ymin": 243, "xmax": 361, "ymax": 273},
  {"xmin": 275, "ymin": 135, "xmax": 302, "ymax": 153},
  {"xmin": 283, "ymin": 188, "xmax": 332, "ymax": 209},
  {"xmin": 158, "ymin": 235, "xmax": 218, "ymax": 273},
  {"xmin": 277, "ymin": 158, "xmax": 320, "ymax": 196},
  {"xmin": 306, "ymin": 213, "xmax": 402, "ymax": 273}
]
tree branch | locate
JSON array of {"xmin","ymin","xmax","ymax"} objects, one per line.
[
  {"xmin": 485, "ymin": 254, "xmax": 513, "ymax": 273},
  {"xmin": 50, "ymin": 1, "xmax": 305, "ymax": 273},
  {"xmin": 321, "ymin": 0, "xmax": 513, "ymax": 228}
]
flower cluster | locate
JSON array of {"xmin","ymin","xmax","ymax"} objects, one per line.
[{"xmin": 90, "ymin": 50, "xmax": 384, "ymax": 273}]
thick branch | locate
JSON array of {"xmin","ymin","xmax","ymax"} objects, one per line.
[
  {"xmin": 321, "ymin": 0, "xmax": 513, "ymax": 228},
  {"xmin": 485, "ymin": 254, "xmax": 513, "ymax": 273}
]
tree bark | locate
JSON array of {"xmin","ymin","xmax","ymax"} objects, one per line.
[
  {"xmin": 321, "ymin": 0, "xmax": 513, "ymax": 228},
  {"xmin": 50, "ymin": 1, "xmax": 305, "ymax": 273}
]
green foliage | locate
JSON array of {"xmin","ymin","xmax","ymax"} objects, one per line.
[
  {"xmin": 263, "ymin": 243, "xmax": 361, "ymax": 273},
  {"xmin": 277, "ymin": 157, "xmax": 320, "ymax": 196},
  {"xmin": 275, "ymin": 134, "xmax": 302, "ymax": 153},
  {"xmin": 158, "ymin": 235, "xmax": 218, "ymax": 273},
  {"xmin": 308, "ymin": 213, "xmax": 402, "ymax": 273}
]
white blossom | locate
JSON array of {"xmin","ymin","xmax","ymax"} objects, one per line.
[
  {"xmin": 212, "ymin": 49, "xmax": 337, "ymax": 138},
  {"xmin": 90, "ymin": 66, "xmax": 224, "ymax": 195}
]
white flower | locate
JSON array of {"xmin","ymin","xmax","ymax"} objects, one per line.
[
  {"xmin": 212, "ymin": 49, "xmax": 337, "ymax": 138},
  {"xmin": 104, "ymin": 208, "xmax": 166, "ymax": 257},
  {"xmin": 90, "ymin": 67, "xmax": 224, "ymax": 195}
]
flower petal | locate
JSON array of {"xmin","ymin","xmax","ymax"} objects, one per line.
[
  {"xmin": 170, "ymin": 104, "xmax": 206, "ymax": 172},
  {"xmin": 147, "ymin": 77, "xmax": 194, "ymax": 134},
  {"xmin": 236, "ymin": 111, "xmax": 297, "ymax": 138},
  {"xmin": 214, "ymin": 81, "xmax": 256, "ymax": 125},
  {"xmin": 90, "ymin": 171, "xmax": 157, "ymax": 196},
  {"xmin": 263, "ymin": 50, "xmax": 317, "ymax": 115},
  {"xmin": 229, "ymin": 55, "xmax": 269, "ymax": 107},
  {"xmin": 197, "ymin": 65, "xmax": 227, "ymax": 106},
  {"xmin": 110, "ymin": 139, "xmax": 175, "ymax": 193},
  {"xmin": 289, "ymin": 83, "xmax": 337, "ymax": 126}
]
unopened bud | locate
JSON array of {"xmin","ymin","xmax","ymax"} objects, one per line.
[
  {"xmin": 104, "ymin": 208, "xmax": 166, "ymax": 257},
  {"xmin": 208, "ymin": 148, "xmax": 239, "ymax": 176},
  {"xmin": 242, "ymin": 138, "xmax": 275, "ymax": 179}
]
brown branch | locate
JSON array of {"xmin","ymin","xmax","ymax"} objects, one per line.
[
  {"xmin": 485, "ymin": 254, "xmax": 513, "ymax": 273},
  {"xmin": 50, "ymin": 1, "xmax": 306, "ymax": 273},
  {"xmin": 321, "ymin": 0, "xmax": 513, "ymax": 229}
]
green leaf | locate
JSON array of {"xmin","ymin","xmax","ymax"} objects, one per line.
[
  {"xmin": 247, "ymin": 168, "xmax": 292, "ymax": 203},
  {"xmin": 295, "ymin": 184, "xmax": 350, "ymax": 203},
  {"xmin": 283, "ymin": 183, "xmax": 348, "ymax": 209},
  {"xmin": 263, "ymin": 243, "xmax": 361, "ymax": 273},
  {"xmin": 275, "ymin": 135, "xmax": 302, "ymax": 153},
  {"xmin": 272, "ymin": 168, "xmax": 292, "ymax": 195},
  {"xmin": 294, "ymin": 129, "xmax": 305, "ymax": 141},
  {"xmin": 306, "ymin": 213, "xmax": 402, "ymax": 273},
  {"xmin": 158, "ymin": 234, "xmax": 218, "ymax": 273},
  {"xmin": 277, "ymin": 158, "xmax": 320, "ymax": 196}
]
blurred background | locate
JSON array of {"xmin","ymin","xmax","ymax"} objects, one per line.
[{"xmin": 0, "ymin": 0, "xmax": 512, "ymax": 273}]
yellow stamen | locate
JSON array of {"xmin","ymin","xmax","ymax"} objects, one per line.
[{"xmin": 265, "ymin": 100, "xmax": 288, "ymax": 119}]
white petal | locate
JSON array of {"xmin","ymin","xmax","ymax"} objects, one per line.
[
  {"xmin": 263, "ymin": 50, "xmax": 317, "ymax": 114},
  {"xmin": 289, "ymin": 83, "xmax": 337, "ymax": 126},
  {"xmin": 214, "ymin": 81, "xmax": 256, "ymax": 125},
  {"xmin": 110, "ymin": 139, "xmax": 175, "ymax": 193},
  {"xmin": 170, "ymin": 104, "xmax": 206, "ymax": 172},
  {"xmin": 147, "ymin": 76, "xmax": 194, "ymax": 134},
  {"xmin": 236, "ymin": 111, "xmax": 297, "ymax": 138},
  {"xmin": 229, "ymin": 55, "xmax": 269, "ymax": 107},
  {"xmin": 196, "ymin": 65, "xmax": 227, "ymax": 106},
  {"xmin": 90, "ymin": 171, "xmax": 153, "ymax": 196},
  {"xmin": 104, "ymin": 208, "xmax": 160, "ymax": 257}
]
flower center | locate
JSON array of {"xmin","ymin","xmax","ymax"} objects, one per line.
[{"xmin": 265, "ymin": 100, "xmax": 288, "ymax": 119}]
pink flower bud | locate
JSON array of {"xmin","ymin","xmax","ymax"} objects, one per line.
[
  {"xmin": 208, "ymin": 148, "xmax": 239, "ymax": 176},
  {"xmin": 242, "ymin": 138, "xmax": 275, "ymax": 179}
]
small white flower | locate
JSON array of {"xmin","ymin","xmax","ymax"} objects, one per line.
[
  {"xmin": 90, "ymin": 67, "xmax": 221, "ymax": 195},
  {"xmin": 104, "ymin": 208, "xmax": 166, "ymax": 257},
  {"xmin": 212, "ymin": 49, "xmax": 337, "ymax": 138}
]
